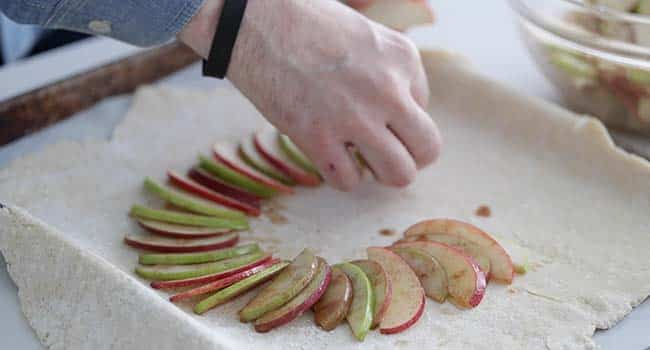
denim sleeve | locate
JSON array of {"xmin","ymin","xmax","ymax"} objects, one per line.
[{"xmin": 0, "ymin": 0, "xmax": 204, "ymax": 46}]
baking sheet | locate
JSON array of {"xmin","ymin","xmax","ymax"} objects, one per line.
[{"xmin": 1, "ymin": 50, "xmax": 649, "ymax": 349}]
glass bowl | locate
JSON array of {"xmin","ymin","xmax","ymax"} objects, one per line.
[{"xmin": 509, "ymin": 0, "xmax": 650, "ymax": 136}]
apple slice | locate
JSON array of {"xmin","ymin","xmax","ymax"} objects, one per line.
[
  {"xmin": 278, "ymin": 134, "xmax": 320, "ymax": 176},
  {"xmin": 397, "ymin": 233, "xmax": 491, "ymax": 278},
  {"xmin": 130, "ymin": 205, "xmax": 249, "ymax": 230},
  {"xmin": 367, "ymin": 247, "xmax": 425, "ymax": 334},
  {"xmin": 138, "ymin": 243, "xmax": 260, "ymax": 265},
  {"xmin": 188, "ymin": 167, "xmax": 261, "ymax": 207},
  {"xmin": 350, "ymin": 259, "xmax": 391, "ymax": 329},
  {"xmin": 335, "ymin": 262, "xmax": 374, "ymax": 341},
  {"xmin": 392, "ymin": 241, "xmax": 486, "ymax": 308},
  {"xmin": 313, "ymin": 266, "xmax": 353, "ymax": 331},
  {"xmin": 346, "ymin": 0, "xmax": 435, "ymax": 32},
  {"xmin": 151, "ymin": 254, "xmax": 274, "ymax": 289},
  {"xmin": 194, "ymin": 261, "xmax": 290, "ymax": 315},
  {"xmin": 135, "ymin": 251, "xmax": 268, "ymax": 281},
  {"xmin": 239, "ymin": 135, "xmax": 296, "ymax": 185},
  {"xmin": 137, "ymin": 219, "xmax": 231, "ymax": 239},
  {"xmin": 170, "ymin": 258, "xmax": 281, "ymax": 302},
  {"xmin": 143, "ymin": 177, "xmax": 247, "ymax": 220},
  {"xmin": 212, "ymin": 143, "xmax": 294, "ymax": 194},
  {"xmin": 254, "ymin": 258, "xmax": 332, "ymax": 332},
  {"xmin": 390, "ymin": 246, "xmax": 448, "ymax": 303},
  {"xmin": 239, "ymin": 249, "xmax": 319, "ymax": 322},
  {"xmin": 167, "ymin": 171, "xmax": 260, "ymax": 216},
  {"xmin": 124, "ymin": 232, "xmax": 239, "ymax": 253},
  {"xmin": 199, "ymin": 154, "xmax": 280, "ymax": 198},
  {"xmin": 404, "ymin": 219, "xmax": 514, "ymax": 283},
  {"xmin": 254, "ymin": 129, "xmax": 321, "ymax": 186}
]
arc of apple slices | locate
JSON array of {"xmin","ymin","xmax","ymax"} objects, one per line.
[
  {"xmin": 255, "ymin": 258, "xmax": 332, "ymax": 332},
  {"xmin": 335, "ymin": 262, "xmax": 374, "ymax": 341},
  {"xmin": 170, "ymin": 258, "xmax": 281, "ymax": 302},
  {"xmin": 254, "ymin": 129, "xmax": 321, "ymax": 186},
  {"xmin": 135, "ymin": 251, "xmax": 269, "ymax": 281},
  {"xmin": 138, "ymin": 243, "xmax": 260, "ymax": 265},
  {"xmin": 367, "ymin": 247, "xmax": 425, "ymax": 335},
  {"xmin": 390, "ymin": 246, "xmax": 448, "ymax": 303},
  {"xmin": 239, "ymin": 249, "xmax": 319, "ymax": 322},
  {"xmin": 194, "ymin": 261, "xmax": 290, "ymax": 315},
  {"xmin": 392, "ymin": 241, "xmax": 486, "ymax": 309},
  {"xmin": 239, "ymin": 135, "xmax": 296, "ymax": 186},
  {"xmin": 404, "ymin": 219, "xmax": 514, "ymax": 284},
  {"xmin": 124, "ymin": 232, "xmax": 239, "ymax": 253},
  {"xmin": 188, "ymin": 167, "xmax": 262, "ymax": 208},
  {"xmin": 167, "ymin": 171, "xmax": 260, "ymax": 216},
  {"xmin": 313, "ymin": 266, "xmax": 353, "ymax": 331},
  {"xmin": 350, "ymin": 259, "xmax": 391, "ymax": 329},
  {"xmin": 130, "ymin": 205, "xmax": 248, "ymax": 230},
  {"xmin": 212, "ymin": 143, "xmax": 294, "ymax": 194}
]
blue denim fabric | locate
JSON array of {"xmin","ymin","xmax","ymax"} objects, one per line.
[
  {"xmin": 0, "ymin": 13, "xmax": 43, "ymax": 63},
  {"xmin": 0, "ymin": 0, "xmax": 204, "ymax": 47}
]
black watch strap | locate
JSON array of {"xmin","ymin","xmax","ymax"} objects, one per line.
[{"xmin": 202, "ymin": 0, "xmax": 248, "ymax": 79}]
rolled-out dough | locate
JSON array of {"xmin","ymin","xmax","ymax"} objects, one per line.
[{"xmin": 1, "ymin": 51, "xmax": 649, "ymax": 349}]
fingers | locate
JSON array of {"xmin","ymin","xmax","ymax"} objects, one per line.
[
  {"xmin": 387, "ymin": 101, "xmax": 442, "ymax": 169},
  {"xmin": 356, "ymin": 127, "xmax": 418, "ymax": 188},
  {"xmin": 411, "ymin": 54, "xmax": 430, "ymax": 109},
  {"xmin": 298, "ymin": 137, "xmax": 361, "ymax": 192}
]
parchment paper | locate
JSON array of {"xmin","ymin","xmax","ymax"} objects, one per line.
[{"xmin": 1, "ymin": 50, "xmax": 649, "ymax": 349}]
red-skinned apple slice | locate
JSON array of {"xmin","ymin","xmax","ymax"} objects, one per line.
[
  {"xmin": 188, "ymin": 167, "xmax": 261, "ymax": 208},
  {"xmin": 366, "ymin": 247, "xmax": 426, "ymax": 334},
  {"xmin": 390, "ymin": 246, "xmax": 448, "ymax": 303},
  {"xmin": 254, "ymin": 258, "xmax": 332, "ymax": 332},
  {"xmin": 151, "ymin": 254, "xmax": 273, "ymax": 289},
  {"xmin": 350, "ymin": 259, "xmax": 392, "ymax": 329},
  {"xmin": 346, "ymin": 0, "xmax": 435, "ymax": 32},
  {"xmin": 397, "ymin": 233, "xmax": 491, "ymax": 279},
  {"xmin": 169, "ymin": 258, "xmax": 281, "ymax": 302},
  {"xmin": 313, "ymin": 266, "xmax": 353, "ymax": 331},
  {"xmin": 240, "ymin": 135, "xmax": 296, "ymax": 185},
  {"xmin": 239, "ymin": 249, "xmax": 319, "ymax": 322},
  {"xmin": 392, "ymin": 241, "xmax": 486, "ymax": 308},
  {"xmin": 367, "ymin": 247, "xmax": 425, "ymax": 335},
  {"xmin": 404, "ymin": 219, "xmax": 514, "ymax": 284},
  {"xmin": 168, "ymin": 171, "xmax": 260, "ymax": 216},
  {"xmin": 213, "ymin": 142, "xmax": 294, "ymax": 194},
  {"xmin": 124, "ymin": 232, "xmax": 238, "ymax": 253},
  {"xmin": 137, "ymin": 219, "xmax": 231, "ymax": 239},
  {"xmin": 254, "ymin": 129, "xmax": 321, "ymax": 186}
]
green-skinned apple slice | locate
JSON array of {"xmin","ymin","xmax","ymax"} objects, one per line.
[
  {"xmin": 151, "ymin": 254, "xmax": 273, "ymax": 289},
  {"xmin": 367, "ymin": 247, "xmax": 425, "ymax": 334},
  {"xmin": 188, "ymin": 167, "xmax": 262, "ymax": 207},
  {"xmin": 199, "ymin": 155, "xmax": 280, "ymax": 198},
  {"xmin": 239, "ymin": 135, "xmax": 296, "ymax": 185},
  {"xmin": 397, "ymin": 233, "xmax": 491, "ymax": 279},
  {"xmin": 167, "ymin": 171, "xmax": 260, "ymax": 216},
  {"xmin": 170, "ymin": 258, "xmax": 281, "ymax": 302},
  {"xmin": 255, "ymin": 258, "xmax": 332, "ymax": 332},
  {"xmin": 143, "ymin": 177, "xmax": 246, "ymax": 220},
  {"xmin": 194, "ymin": 261, "xmax": 290, "ymax": 315},
  {"xmin": 130, "ymin": 205, "xmax": 248, "ymax": 230},
  {"xmin": 335, "ymin": 262, "xmax": 374, "ymax": 341},
  {"xmin": 392, "ymin": 241, "xmax": 486, "ymax": 309},
  {"xmin": 390, "ymin": 246, "xmax": 448, "ymax": 303},
  {"xmin": 137, "ymin": 219, "xmax": 231, "ymax": 239},
  {"xmin": 254, "ymin": 129, "xmax": 321, "ymax": 186},
  {"xmin": 138, "ymin": 243, "xmax": 260, "ymax": 265},
  {"xmin": 313, "ymin": 266, "xmax": 353, "ymax": 331},
  {"xmin": 278, "ymin": 134, "xmax": 320, "ymax": 176},
  {"xmin": 239, "ymin": 249, "xmax": 319, "ymax": 322},
  {"xmin": 404, "ymin": 219, "xmax": 514, "ymax": 283},
  {"xmin": 124, "ymin": 232, "xmax": 239, "ymax": 253},
  {"xmin": 135, "ymin": 251, "xmax": 268, "ymax": 281},
  {"xmin": 350, "ymin": 259, "xmax": 392, "ymax": 329},
  {"xmin": 212, "ymin": 143, "xmax": 294, "ymax": 194}
]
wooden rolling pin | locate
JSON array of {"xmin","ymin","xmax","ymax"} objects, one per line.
[{"xmin": 0, "ymin": 41, "xmax": 200, "ymax": 146}]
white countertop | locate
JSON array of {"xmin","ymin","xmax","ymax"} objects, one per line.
[{"xmin": 0, "ymin": 1, "xmax": 648, "ymax": 348}]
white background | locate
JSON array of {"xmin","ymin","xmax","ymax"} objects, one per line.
[{"xmin": 0, "ymin": 0, "xmax": 648, "ymax": 348}]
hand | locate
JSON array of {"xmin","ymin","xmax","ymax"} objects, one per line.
[{"xmin": 180, "ymin": 0, "xmax": 441, "ymax": 191}]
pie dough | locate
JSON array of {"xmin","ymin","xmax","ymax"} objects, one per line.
[{"xmin": 1, "ymin": 51, "xmax": 649, "ymax": 349}]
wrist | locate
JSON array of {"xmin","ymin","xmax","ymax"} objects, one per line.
[{"xmin": 178, "ymin": 0, "xmax": 225, "ymax": 59}]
